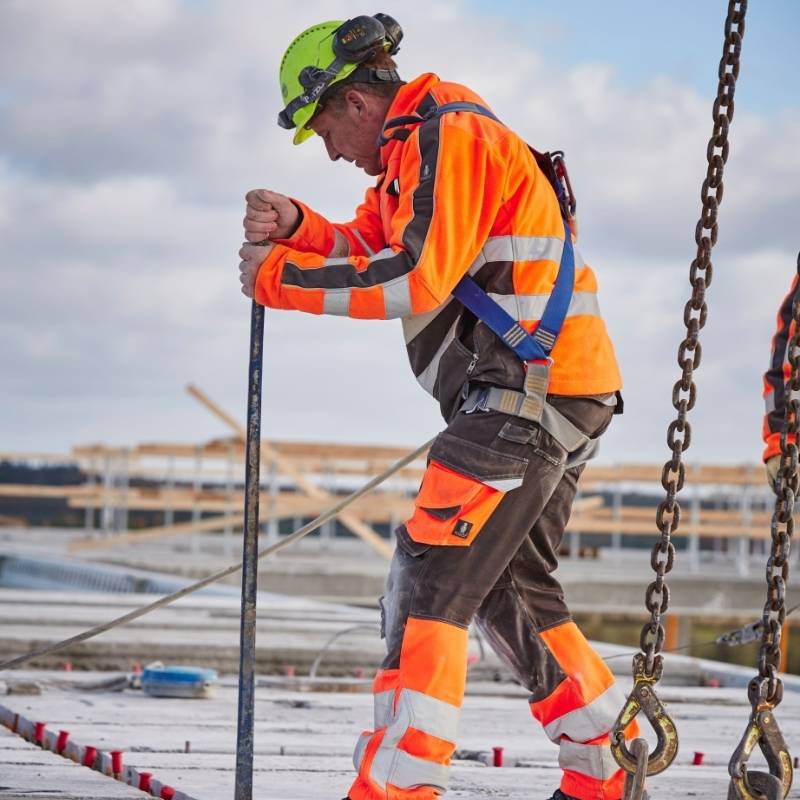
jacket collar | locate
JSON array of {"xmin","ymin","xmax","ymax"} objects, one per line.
[{"xmin": 379, "ymin": 73, "xmax": 440, "ymax": 167}]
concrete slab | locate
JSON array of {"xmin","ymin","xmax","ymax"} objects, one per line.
[
  {"xmin": 3, "ymin": 587, "xmax": 799, "ymax": 692},
  {"xmin": 2, "ymin": 673, "xmax": 800, "ymax": 799},
  {"xmin": 0, "ymin": 724, "xmax": 143, "ymax": 799}
]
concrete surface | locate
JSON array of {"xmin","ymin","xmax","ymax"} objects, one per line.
[{"xmin": 1, "ymin": 672, "xmax": 799, "ymax": 799}]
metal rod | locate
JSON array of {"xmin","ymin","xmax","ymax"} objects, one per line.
[{"xmin": 234, "ymin": 300, "xmax": 264, "ymax": 800}]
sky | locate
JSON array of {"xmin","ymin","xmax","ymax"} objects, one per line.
[{"xmin": 1, "ymin": 0, "xmax": 798, "ymax": 467}]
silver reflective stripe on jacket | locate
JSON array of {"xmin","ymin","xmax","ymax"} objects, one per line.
[
  {"xmin": 467, "ymin": 234, "xmax": 586, "ymax": 275},
  {"xmin": 488, "ymin": 291, "xmax": 601, "ymax": 321},
  {"xmin": 328, "ymin": 229, "xmax": 350, "ymax": 258},
  {"xmin": 384, "ymin": 275, "xmax": 413, "ymax": 318},
  {"xmin": 414, "ymin": 318, "xmax": 460, "ymax": 395},
  {"xmin": 765, "ymin": 387, "xmax": 800, "ymax": 415},
  {"xmin": 350, "ymin": 227, "xmax": 375, "ymax": 256},
  {"xmin": 353, "ymin": 687, "xmax": 459, "ymax": 791}
]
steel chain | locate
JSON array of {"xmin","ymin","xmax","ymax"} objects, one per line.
[
  {"xmin": 640, "ymin": 0, "xmax": 747, "ymax": 678},
  {"xmin": 728, "ymin": 290, "xmax": 797, "ymax": 797}
]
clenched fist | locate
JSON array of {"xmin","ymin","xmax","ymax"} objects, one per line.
[
  {"xmin": 244, "ymin": 189, "xmax": 301, "ymax": 242},
  {"xmin": 239, "ymin": 243, "xmax": 272, "ymax": 299}
]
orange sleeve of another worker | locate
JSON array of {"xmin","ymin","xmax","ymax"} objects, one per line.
[
  {"xmin": 254, "ymin": 120, "xmax": 506, "ymax": 320},
  {"xmin": 763, "ymin": 271, "xmax": 800, "ymax": 461}
]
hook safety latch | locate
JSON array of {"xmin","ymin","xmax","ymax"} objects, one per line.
[
  {"xmin": 611, "ymin": 653, "xmax": 679, "ymax": 777},
  {"xmin": 728, "ymin": 705, "xmax": 793, "ymax": 800}
]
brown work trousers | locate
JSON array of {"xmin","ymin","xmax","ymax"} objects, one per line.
[
  {"xmin": 382, "ymin": 395, "xmax": 615, "ymax": 689},
  {"xmin": 351, "ymin": 395, "xmax": 632, "ymax": 800}
]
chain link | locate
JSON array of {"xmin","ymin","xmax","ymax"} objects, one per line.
[
  {"xmin": 640, "ymin": 0, "xmax": 747, "ymax": 677},
  {"xmin": 755, "ymin": 257, "xmax": 800, "ymax": 706}
]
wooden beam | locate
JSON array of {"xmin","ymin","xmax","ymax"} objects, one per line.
[
  {"xmin": 68, "ymin": 513, "xmax": 245, "ymax": 552},
  {"xmin": 186, "ymin": 383, "xmax": 246, "ymax": 439},
  {"xmin": 186, "ymin": 384, "xmax": 394, "ymax": 559}
]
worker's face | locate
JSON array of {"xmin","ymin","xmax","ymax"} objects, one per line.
[{"xmin": 310, "ymin": 89, "xmax": 385, "ymax": 176}]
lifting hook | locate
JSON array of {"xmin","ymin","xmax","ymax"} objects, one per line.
[
  {"xmin": 611, "ymin": 653, "xmax": 679, "ymax": 778},
  {"xmin": 727, "ymin": 679, "xmax": 793, "ymax": 800}
]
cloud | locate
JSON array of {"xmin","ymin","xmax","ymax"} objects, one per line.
[{"xmin": 0, "ymin": 0, "xmax": 797, "ymax": 467}]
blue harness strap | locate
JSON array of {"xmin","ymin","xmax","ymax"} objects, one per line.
[
  {"xmin": 451, "ymin": 222, "xmax": 574, "ymax": 361},
  {"xmin": 421, "ymin": 102, "xmax": 575, "ymax": 361}
]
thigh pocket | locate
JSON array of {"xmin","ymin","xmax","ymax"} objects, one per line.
[{"xmin": 405, "ymin": 433, "xmax": 528, "ymax": 548}]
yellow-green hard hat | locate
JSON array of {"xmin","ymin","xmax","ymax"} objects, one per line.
[
  {"xmin": 278, "ymin": 15, "xmax": 403, "ymax": 145},
  {"xmin": 278, "ymin": 21, "xmax": 355, "ymax": 144}
]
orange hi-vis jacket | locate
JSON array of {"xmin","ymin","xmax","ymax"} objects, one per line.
[
  {"xmin": 763, "ymin": 261, "xmax": 800, "ymax": 461},
  {"xmin": 256, "ymin": 73, "xmax": 622, "ymax": 420}
]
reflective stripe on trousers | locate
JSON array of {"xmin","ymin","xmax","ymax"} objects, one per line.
[
  {"xmin": 353, "ymin": 686, "xmax": 458, "ymax": 791},
  {"xmin": 349, "ymin": 618, "xmax": 467, "ymax": 800},
  {"xmin": 531, "ymin": 621, "xmax": 640, "ymax": 800}
]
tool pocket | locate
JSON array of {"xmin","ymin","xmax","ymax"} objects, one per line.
[{"xmin": 404, "ymin": 432, "xmax": 528, "ymax": 548}]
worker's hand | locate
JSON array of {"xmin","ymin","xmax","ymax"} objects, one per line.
[
  {"xmin": 765, "ymin": 454, "xmax": 781, "ymax": 492},
  {"xmin": 238, "ymin": 243, "xmax": 272, "ymax": 299},
  {"xmin": 244, "ymin": 190, "xmax": 300, "ymax": 242}
]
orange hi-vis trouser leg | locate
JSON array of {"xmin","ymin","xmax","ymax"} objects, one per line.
[
  {"xmin": 348, "ymin": 400, "xmax": 636, "ymax": 800},
  {"xmin": 530, "ymin": 623, "xmax": 640, "ymax": 800},
  {"xmin": 349, "ymin": 618, "xmax": 467, "ymax": 800}
]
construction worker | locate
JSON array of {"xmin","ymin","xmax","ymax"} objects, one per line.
[
  {"xmin": 238, "ymin": 15, "xmax": 638, "ymax": 800},
  {"xmin": 763, "ymin": 254, "xmax": 800, "ymax": 489}
]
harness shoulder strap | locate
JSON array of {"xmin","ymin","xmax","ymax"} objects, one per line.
[
  {"xmin": 389, "ymin": 99, "xmax": 606, "ymax": 457},
  {"xmin": 427, "ymin": 103, "xmax": 575, "ymax": 360},
  {"xmin": 381, "ymin": 98, "xmax": 575, "ymax": 361}
]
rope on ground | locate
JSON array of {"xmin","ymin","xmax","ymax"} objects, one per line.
[{"xmin": 0, "ymin": 438, "xmax": 434, "ymax": 672}]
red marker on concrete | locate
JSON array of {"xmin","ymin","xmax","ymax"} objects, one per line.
[
  {"xmin": 493, "ymin": 746, "xmax": 504, "ymax": 767},
  {"xmin": 56, "ymin": 730, "xmax": 70, "ymax": 754},
  {"xmin": 138, "ymin": 772, "xmax": 152, "ymax": 792},
  {"xmin": 160, "ymin": 785, "xmax": 176, "ymax": 799},
  {"xmin": 692, "ymin": 751, "xmax": 705, "ymax": 766},
  {"xmin": 111, "ymin": 751, "xmax": 124, "ymax": 779},
  {"xmin": 34, "ymin": 722, "xmax": 46, "ymax": 746},
  {"xmin": 83, "ymin": 745, "xmax": 98, "ymax": 768}
]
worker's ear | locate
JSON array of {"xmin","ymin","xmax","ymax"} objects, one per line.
[{"xmin": 344, "ymin": 89, "xmax": 369, "ymax": 120}]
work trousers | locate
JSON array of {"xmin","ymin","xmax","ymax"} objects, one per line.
[{"xmin": 348, "ymin": 397, "xmax": 638, "ymax": 800}]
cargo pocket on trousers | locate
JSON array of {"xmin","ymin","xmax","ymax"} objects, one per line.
[{"xmin": 404, "ymin": 433, "xmax": 528, "ymax": 548}]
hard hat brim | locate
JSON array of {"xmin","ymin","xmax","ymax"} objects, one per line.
[{"xmin": 293, "ymin": 125, "xmax": 316, "ymax": 145}]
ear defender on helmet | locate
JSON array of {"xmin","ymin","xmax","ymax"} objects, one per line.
[
  {"xmin": 332, "ymin": 14, "xmax": 402, "ymax": 63},
  {"xmin": 277, "ymin": 13, "xmax": 404, "ymax": 139}
]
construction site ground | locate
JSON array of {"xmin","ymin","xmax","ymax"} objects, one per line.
[
  {"xmin": 2, "ymin": 527, "xmax": 798, "ymax": 797},
  {"xmin": 2, "ymin": 670, "xmax": 800, "ymax": 799}
]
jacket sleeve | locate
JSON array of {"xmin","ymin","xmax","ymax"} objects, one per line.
[
  {"xmin": 254, "ymin": 119, "xmax": 505, "ymax": 319},
  {"xmin": 763, "ymin": 266, "xmax": 800, "ymax": 461},
  {"xmin": 274, "ymin": 189, "xmax": 386, "ymax": 258}
]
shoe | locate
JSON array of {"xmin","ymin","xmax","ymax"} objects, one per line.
[{"xmin": 546, "ymin": 792, "xmax": 579, "ymax": 800}]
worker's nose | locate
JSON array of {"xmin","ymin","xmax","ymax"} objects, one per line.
[{"xmin": 323, "ymin": 138, "xmax": 341, "ymax": 162}]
